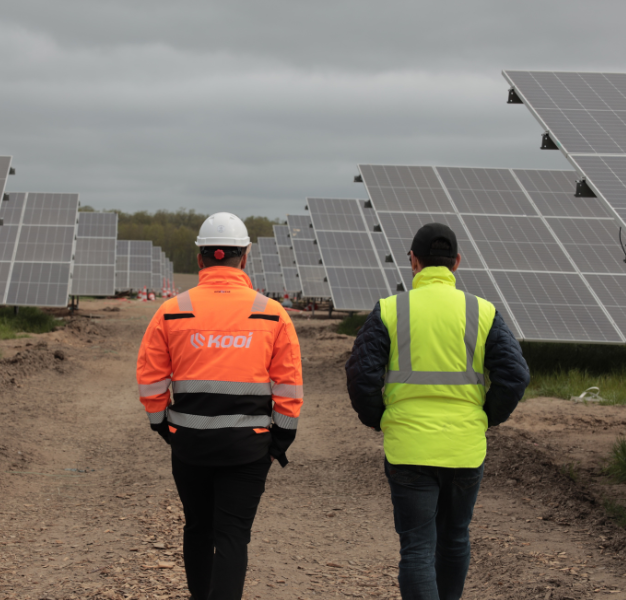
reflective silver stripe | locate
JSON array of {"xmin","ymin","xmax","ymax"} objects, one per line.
[
  {"xmin": 386, "ymin": 370, "xmax": 485, "ymax": 386},
  {"xmin": 387, "ymin": 291, "xmax": 484, "ymax": 387},
  {"xmin": 464, "ymin": 293, "xmax": 479, "ymax": 375},
  {"xmin": 272, "ymin": 410, "xmax": 299, "ymax": 430},
  {"xmin": 172, "ymin": 380, "xmax": 272, "ymax": 395},
  {"xmin": 147, "ymin": 410, "xmax": 166, "ymax": 425},
  {"xmin": 177, "ymin": 291, "xmax": 193, "ymax": 312},
  {"xmin": 167, "ymin": 410, "xmax": 271, "ymax": 430},
  {"xmin": 396, "ymin": 292, "xmax": 412, "ymax": 372},
  {"xmin": 251, "ymin": 292, "xmax": 269, "ymax": 313},
  {"xmin": 139, "ymin": 378, "xmax": 172, "ymax": 397},
  {"xmin": 272, "ymin": 383, "xmax": 304, "ymax": 399}
]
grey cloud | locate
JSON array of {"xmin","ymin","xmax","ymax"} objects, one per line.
[{"xmin": 0, "ymin": 1, "xmax": 613, "ymax": 217}]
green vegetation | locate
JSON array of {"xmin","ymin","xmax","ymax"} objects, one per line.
[
  {"xmin": 522, "ymin": 342, "xmax": 626, "ymax": 405},
  {"xmin": 603, "ymin": 498, "xmax": 626, "ymax": 528},
  {"xmin": 79, "ymin": 208, "xmax": 282, "ymax": 274},
  {"xmin": 337, "ymin": 313, "xmax": 370, "ymax": 336},
  {"xmin": 605, "ymin": 437, "xmax": 626, "ymax": 484},
  {"xmin": 0, "ymin": 307, "xmax": 65, "ymax": 340}
]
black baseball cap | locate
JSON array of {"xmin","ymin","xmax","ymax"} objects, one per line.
[{"xmin": 409, "ymin": 223, "xmax": 458, "ymax": 258}]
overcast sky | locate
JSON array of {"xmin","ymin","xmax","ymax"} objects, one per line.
[{"xmin": 1, "ymin": 1, "xmax": 625, "ymax": 218}]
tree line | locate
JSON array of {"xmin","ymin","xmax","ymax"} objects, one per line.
[{"xmin": 80, "ymin": 207, "xmax": 281, "ymax": 273}]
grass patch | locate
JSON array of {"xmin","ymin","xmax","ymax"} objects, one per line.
[
  {"xmin": 524, "ymin": 369, "xmax": 626, "ymax": 405},
  {"xmin": 0, "ymin": 307, "xmax": 65, "ymax": 340},
  {"xmin": 336, "ymin": 313, "xmax": 369, "ymax": 336},
  {"xmin": 603, "ymin": 498, "xmax": 626, "ymax": 528},
  {"xmin": 521, "ymin": 342, "xmax": 626, "ymax": 405},
  {"xmin": 605, "ymin": 437, "xmax": 626, "ymax": 484}
]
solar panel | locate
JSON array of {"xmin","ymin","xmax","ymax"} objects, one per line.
[
  {"xmin": 359, "ymin": 164, "xmax": 626, "ymax": 342},
  {"xmin": 116, "ymin": 240, "xmax": 130, "ymax": 291},
  {"xmin": 0, "ymin": 193, "xmax": 26, "ymax": 304},
  {"xmin": 584, "ymin": 274, "xmax": 626, "ymax": 336},
  {"xmin": 0, "ymin": 156, "xmax": 12, "ymax": 202},
  {"xmin": 242, "ymin": 245, "xmax": 255, "ymax": 285},
  {"xmin": 70, "ymin": 212, "xmax": 118, "ymax": 296},
  {"xmin": 0, "ymin": 193, "xmax": 79, "ymax": 307},
  {"xmin": 287, "ymin": 215, "xmax": 331, "ymax": 298},
  {"xmin": 160, "ymin": 250, "xmax": 167, "ymax": 294},
  {"xmin": 128, "ymin": 240, "xmax": 153, "ymax": 291},
  {"xmin": 513, "ymin": 169, "xmax": 613, "ymax": 218},
  {"xmin": 258, "ymin": 237, "xmax": 284, "ymax": 295},
  {"xmin": 273, "ymin": 224, "xmax": 301, "ymax": 295},
  {"xmin": 287, "ymin": 214, "xmax": 316, "ymax": 240},
  {"xmin": 307, "ymin": 198, "xmax": 393, "ymax": 311},
  {"xmin": 503, "ymin": 70, "xmax": 626, "ymax": 226},
  {"xmin": 249, "ymin": 243, "xmax": 265, "ymax": 292},
  {"xmin": 151, "ymin": 246, "xmax": 162, "ymax": 292}
]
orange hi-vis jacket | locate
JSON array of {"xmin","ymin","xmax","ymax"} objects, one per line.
[{"xmin": 137, "ymin": 267, "xmax": 303, "ymax": 466}]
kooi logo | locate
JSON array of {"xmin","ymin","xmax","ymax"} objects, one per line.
[{"xmin": 190, "ymin": 332, "xmax": 253, "ymax": 349}]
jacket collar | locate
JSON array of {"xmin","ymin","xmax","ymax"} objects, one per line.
[
  {"xmin": 412, "ymin": 266, "xmax": 457, "ymax": 290},
  {"xmin": 199, "ymin": 266, "xmax": 253, "ymax": 289}
]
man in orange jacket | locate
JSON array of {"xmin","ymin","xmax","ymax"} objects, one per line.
[{"xmin": 137, "ymin": 213, "xmax": 303, "ymax": 600}]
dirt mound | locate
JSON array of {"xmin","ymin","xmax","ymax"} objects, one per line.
[
  {"xmin": 486, "ymin": 427, "xmax": 626, "ymax": 553},
  {"xmin": 65, "ymin": 316, "xmax": 104, "ymax": 339},
  {"xmin": 0, "ymin": 341, "xmax": 68, "ymax": 386}
]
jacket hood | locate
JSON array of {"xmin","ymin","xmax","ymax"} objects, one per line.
[{"xmin": 412, "ymin": 266, "xmax": 457, "ymax": 290}]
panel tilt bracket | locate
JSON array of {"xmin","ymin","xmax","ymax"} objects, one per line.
[
  {"xmin": 575, "ymin": 179, "xmax": 596, "ymax": 198},
  {"xmin": 2, "ymin": 193, "xmax": 9, "ymax": 201},
  {"xmin": 354, "ymin": 174, "xmax": 363, "ymax": 183},
  {"xmin": 9, "ymin": 167, "xmax": 15, "ymax": 175},
  {"xmin": 396, "ymin": 282, "xmax": 405, "ymax": 292},
  {"xmin": 363, "ymin": 199, "xmax": 372, "ymax": 208},
  {"xmin": 373, "ymin": 224, "xmax": 382, "ymax": 232},
  {"xmin": 541, "ymin": 132, "xmax": 559, "ymax": 150},
  {"xmin": 385, "ymin": 254, "xmax": 394, "ymax": 263},
  {"xmin": 507, "ymin": 88, "xmax": 523, "ymax": 104}
]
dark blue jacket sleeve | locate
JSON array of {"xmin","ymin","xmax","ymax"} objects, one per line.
[
  {"xmin": 345, "ymin": 301, "xmax": 390, "ymax": 430},
  {"xmin": 483, "ymin": 311, "xmax": 530, "ymax": 427}
]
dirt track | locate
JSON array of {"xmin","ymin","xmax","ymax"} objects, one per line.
[{"xmin": 1, "ymin": 296, "xmax": 626, "ymax": 600}]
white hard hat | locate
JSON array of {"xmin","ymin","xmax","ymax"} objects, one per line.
[{"xmin": 195, "ymin": 212, "xmax": 250, "ymax": 247}]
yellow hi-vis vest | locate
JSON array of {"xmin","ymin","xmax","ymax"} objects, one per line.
[{"xmin": 380, "ymin": 267, "xmax": 495, "ymax": 468}]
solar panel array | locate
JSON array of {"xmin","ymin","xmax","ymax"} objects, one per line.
[
  {"xmin": 242, "ymin": 244, "xmax": 255, "ymax": 286},
  {"xmin": 307, "ymin": 198, "xmax": 393, "ymax": 311},
  {"xmin": 273, "ymin": 224, "xmax": 302, "ymax": 294},
  {"xmin": 503, "ymin": 71, "xmax": 626, "ymax": 227},
  {"xmin": 0, "ymin": 192, "xmax": 80, "ymax": 307},
  {"xmin": 287, "ymin": 214, "xmax": 331, "ymax": 298},
  {"xmin": 358, "ymin": 164, "xmax": 626, "ymax": 343},
  {"xmin": 71, "ymin": 212, "xmax": 118, "ymax": 296},
  {"xmin": 250, "ymin": 242, "xmax": 265, "ymax": 292},
  {"xmin": 258, "ymin": 237, "xmax": 285, "ymax": 295}
]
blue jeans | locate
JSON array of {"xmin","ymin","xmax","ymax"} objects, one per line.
[{"xmin": 385, "ymin": 458, "xmax": 484, "ymax": 600}]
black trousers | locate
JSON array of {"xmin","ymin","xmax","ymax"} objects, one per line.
[{"xmin": 171, "ymin": 453, "xmax": 272, "ymax": 600}]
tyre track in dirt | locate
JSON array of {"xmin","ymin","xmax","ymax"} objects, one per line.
[{"xmin": 1, "ymin": 299, "xmax": 625, "ymax": 599}]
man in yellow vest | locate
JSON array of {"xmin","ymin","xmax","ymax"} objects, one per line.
[{"xmin": 346, "ymin": 223, "xmax": 529, "ymax": 600}]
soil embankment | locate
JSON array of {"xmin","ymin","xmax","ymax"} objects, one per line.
[{"xmin": 1, "ymin": 298, "xmax": 625, "ymax": 599}]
